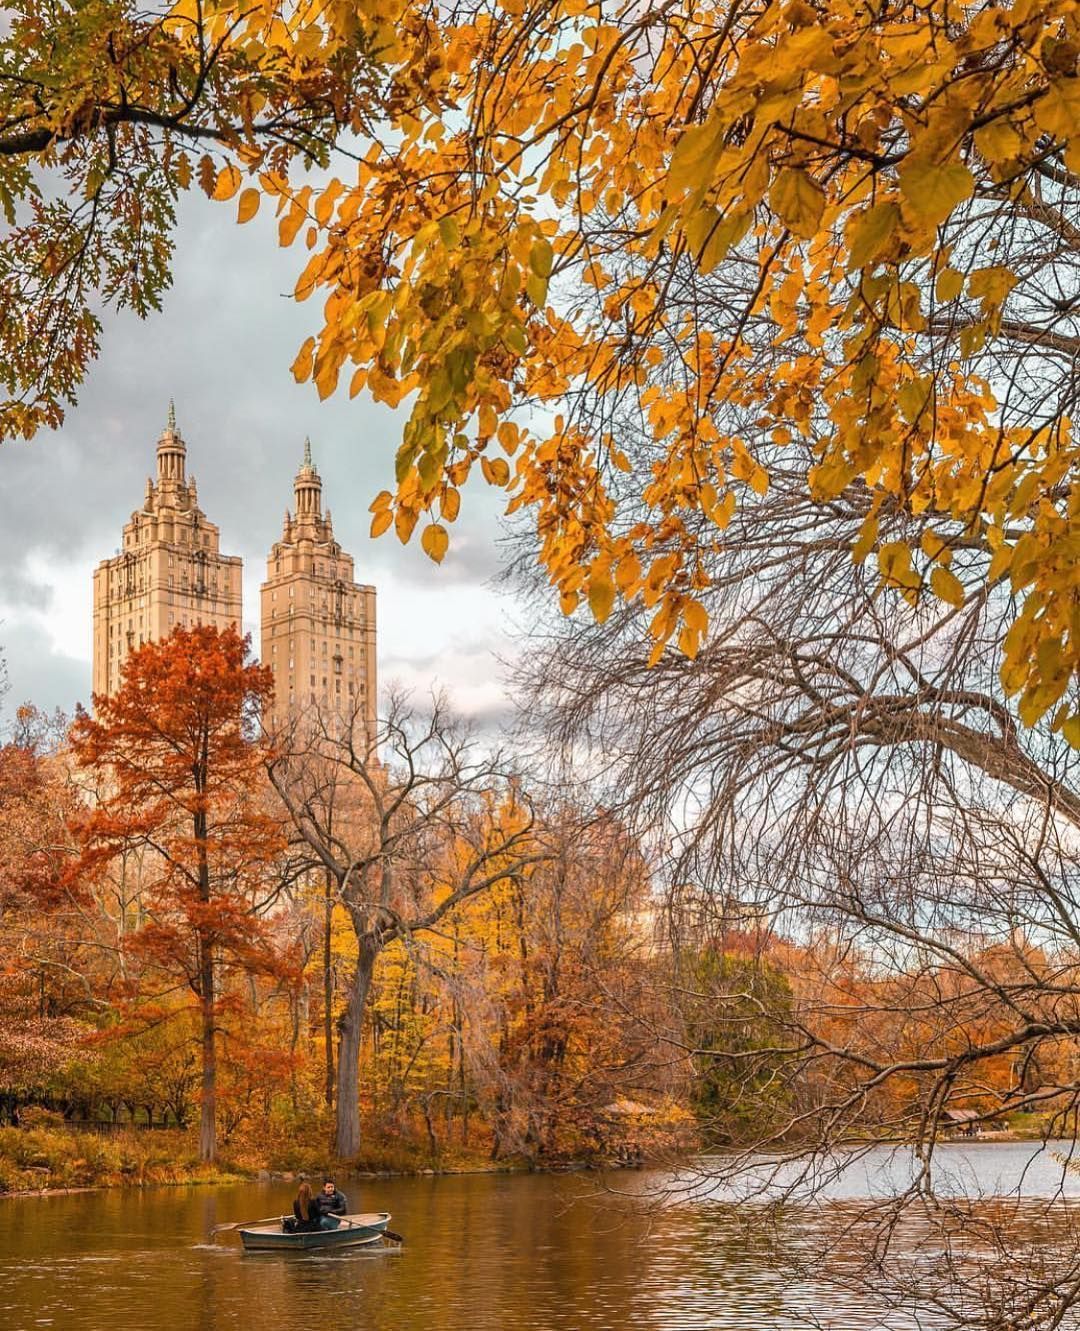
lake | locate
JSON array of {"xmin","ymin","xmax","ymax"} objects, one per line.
[{"xmin": 4, "ymin": 1142, "xmax": 1080, "ymax": 1330}]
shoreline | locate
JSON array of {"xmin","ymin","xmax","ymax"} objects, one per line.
[{"xmin": 0, "ymin": 1155, "xmax": 641, "ymax": 1200}]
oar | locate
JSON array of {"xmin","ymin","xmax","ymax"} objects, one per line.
[
  {"xmin": 340, "ymin": 1218, "xmax": 405, "ymax": 1244},
  {"xmin": 209, "ymin": 1214, "xmax": 283, "ymax": 1236}
]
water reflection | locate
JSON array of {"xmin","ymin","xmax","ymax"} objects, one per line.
[{"xmin": 2, "ymin": 1143, "xmax": 1080, "ymax": 1330}]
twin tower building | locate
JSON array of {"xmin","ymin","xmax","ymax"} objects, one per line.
[{"xmin": 91, "ymin": 407, "xmax": 377, "ymax": 738}]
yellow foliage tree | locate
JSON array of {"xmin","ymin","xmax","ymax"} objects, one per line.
[{"xmin": 5, "ymin": 0, "xmax": 1080, "ymax": 729}]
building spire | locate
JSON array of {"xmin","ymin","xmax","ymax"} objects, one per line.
[
  {"xmin": 294, "ymin": 436, "xmax": 322, "ymax": 520},
  {"xmin": 157, "ymin": 399, "xmax": 186, "ymax": 482}
]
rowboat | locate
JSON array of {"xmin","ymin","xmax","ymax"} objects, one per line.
[{"xmin": 239, "ymin": 1211, "xmax": 392, "ymax": 1252}]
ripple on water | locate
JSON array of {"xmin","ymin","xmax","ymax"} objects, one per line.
[{"xmin": 4, "ymin": 1146, "xmax": 1080, "ymax": 1329}]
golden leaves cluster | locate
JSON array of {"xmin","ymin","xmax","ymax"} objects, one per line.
[{"xmin": 25, "ymin": 0, "xmax": 1077, "ymax": 732}]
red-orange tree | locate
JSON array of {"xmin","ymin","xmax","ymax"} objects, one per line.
[{"xmin": 69, "ymin": 625, "xmax": 288, "ymax": 1162}]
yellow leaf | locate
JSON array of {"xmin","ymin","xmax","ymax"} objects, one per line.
[
  {"xmin": 967, "ymin": 265, "xmax": 1018, "ymax": 307},
  {"xmin": 212, "ymin": 164, "xmax": 242, "ymax": 201},
  {"xmin": 878, "ymin": 541, "xmax": 920, "ymax": 589},
  {"xmin": 588, "ymin": 572, "xmax": 615, "ymax": 623},
  {"xmin": 1063, "ymin": 715, "xmax": 1080, "ymax": 749},
  {"xmin": 769, "ymin": 168, "xmax": 826, "ymax": 240},
  {"xmin": 973, "ymin": 119, "xmax": 1022, "ymax": 162},
  {"xmin": 988, "ymin": 545, "xmax": 1013, "ymax": 582},
  {"xmin": 920, "ymin": 530, "xmax": 951, "ymax": 562},
  {"xmin": 529, "ymin": 238, "xmax": 554, "ymax": 279},
  {"xmin": 370, "ymin": 509, "xmax": 393, "ymax": 538},
  {"xmin": 853, "ymin": 514, "xmax": 878, "ymax": 564},
  {"xmin": 898, "ymin": 160, "xmax": 975, "ymax": 227},
  {"xmin": 668, "ymin": 115, "xmax": 725, "ymax": 192},
  {"xmin": 237, "ymin": 188, "xmax": 260, "ymax": 224},
  {"xmin": 1035, "ymin": 77, "xmax": 1080, "ymax": 139},
  {"xmin": 677, "ymin": 624, "xmax": 702, "ymax": 659},
  {"xmin": 442, "ymin": 488, "xmax": 461, "ymax": 522},
  {"xmin": 395, "ymin": 506, "xmax": 418, "ymax": 544},
  {"xmin": 291, "ymin": 337, "xmax": 315, "ymax": 383},
  {"xmin": 615, "ymin": 551, "xmax": 641, "ymax": 591},
  {"xmin": 421, "ymin": 523, "xmax": 449, "ymax": 564},
  {"xmin": 897, "ymin": 376, "xmax": 930, "ymax": 423},
  {"xmin": 478, "ymin": 403, "xmax": 497, "ymax": 438},
  {"xmin": 481, "ymin": 456, "xmax": 510, "ymax": 486},
  {"xmin": 526, "ymin": 271, "xmax": 549, "ymax": 306},
  {"xmin": 846, "ymin": 202, "xmax": 900, "ymax": 271},
  {"xmin": 684, "ymin": 207, "xmax": 751, "ymax": 272},
  {"xmin": 683, "ymin": 599, "xmax": 709, "ymax": 636},
  {"xmin": 930, "ymin": 566, "xmax": 965, "ymax": 607},
  {"xmin": 935, "ymin": 267, "xmax": 964, "ymax": 302}
]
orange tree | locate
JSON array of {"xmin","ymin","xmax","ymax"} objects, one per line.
[
  {"xmin": 4, "ymin": 1, "xmax": 1080, "ymax": 731},
  {"xmin": 69, "ymin": 625, "xmax": 291, "ymax": 1162}
]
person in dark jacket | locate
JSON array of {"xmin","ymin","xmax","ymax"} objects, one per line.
[
  {"xmin": 291, "ymin": 1182, "xmax": 322, "ymax": 1232},
  {"xmin": 315, "ymin": 1177, "xmax": 349, "ymax": 1230}
]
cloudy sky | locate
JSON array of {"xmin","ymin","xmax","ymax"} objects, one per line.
[{"xmin": 0, "ymin": 191, "xmax": 527, "ymax": 728}]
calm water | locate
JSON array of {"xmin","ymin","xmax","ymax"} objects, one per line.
[{"xmin": 3, "ymin": 1143, "xmax": 1080, "ymax": 1331}]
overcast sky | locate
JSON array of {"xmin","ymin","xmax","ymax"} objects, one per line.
[{"xmin": 0, "ymin": 191, "xmax": 526, "ymax": 729}]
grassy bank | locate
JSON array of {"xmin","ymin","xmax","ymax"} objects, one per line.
[
  {"xmin": 0, "ymin": 1126, "xmax": 252, "ymax": 1194},
  {"xmin": 0, "ymin": 1124, "xmax": 626, "ymax": 1196}
]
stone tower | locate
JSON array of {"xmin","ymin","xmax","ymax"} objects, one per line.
[
  {"xmin": 91, "ymin": 405, "xmax": 244, "ymax": 698},
  {"xmin": 260, "ymin": 440, "xmax": 377, "ymax": 738}
]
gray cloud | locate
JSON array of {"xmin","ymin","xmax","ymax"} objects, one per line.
[{"xmin": 0, "ymin": 618, "xmax": 86, "ymax": 720}]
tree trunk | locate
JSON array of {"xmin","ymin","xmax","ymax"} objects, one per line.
[
  {"xmin": 334, "ymin": 937, "xmax": 378, "ymax": 1159},
  {"xmin": 199, "ymin": 944, "xmax": 217, "ymax": 1163},
  {"xmin": 194, "ymin": 756, "xmax": 216, "ymax": 1165},
  {"xmin": 324, "ymin": 868, "xmax": 335, "ymax": 1108}
]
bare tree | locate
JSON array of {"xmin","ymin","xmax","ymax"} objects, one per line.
[
  {"xmin": 510, "ymin": 416, "xmax": 1080, "ymax": 1327},
  {"xmin": 267, "ymin": 690, "xmax": 547, "ymax": 1159}
]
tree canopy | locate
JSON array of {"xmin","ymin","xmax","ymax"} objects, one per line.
[{"xmin": 3, "ymin": 0, "xmax": 1078, "ymax": 727}]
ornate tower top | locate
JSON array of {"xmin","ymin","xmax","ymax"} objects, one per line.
[
  {"xmin": 157, "ymin": 399, "xmax": 186, "ymax": 482},
  {"xmin": 294, "ymin": 436, "xmax": 322, "ymax": 521}
]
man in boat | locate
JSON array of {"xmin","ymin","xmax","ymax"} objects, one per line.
[{"xmin": 315, "ymin": 1177, "xmax": 349, "ymax": 1230}]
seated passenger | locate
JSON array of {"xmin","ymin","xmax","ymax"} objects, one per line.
[
  {"xmin": 315, "ymin": 1177, "xmax": 349, "ymax": 1230},
  {"xmin": 291, "ymin": 1182, "xmax": 322, "ymax": 1232}
]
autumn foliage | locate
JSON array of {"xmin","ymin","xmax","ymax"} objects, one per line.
[
  {"xmin": 3, "ymin": 0, "xmax": 1079, "ymax": 730},
  {"xmin": 68, "ymin": 626, "xmax": 287, "ymax": 1163}
]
